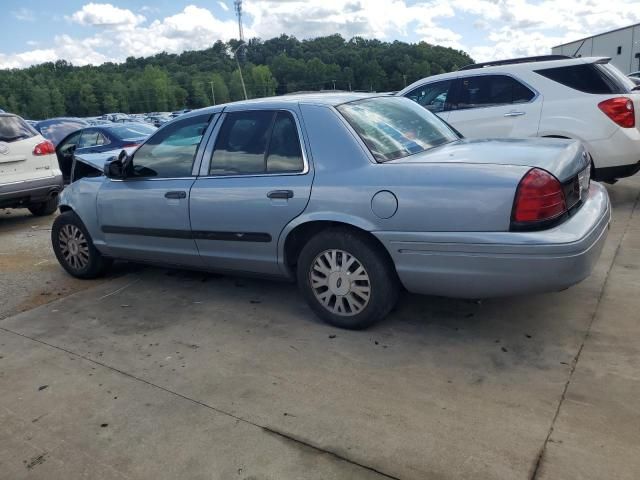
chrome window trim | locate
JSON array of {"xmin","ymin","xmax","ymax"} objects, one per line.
[{"xmin": 198, "ymin": 108, "xmax": 310, "ymax": 178}]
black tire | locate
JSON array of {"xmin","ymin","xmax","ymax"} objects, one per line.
[
  {"xmin": 51, "ymin": 211, "xmax": 112, "ymax": 279},
  {"xmin": 28, "ymin": 197, "xmax": 58, "ymax": 216},
  {"xmin": 296, "ymin": 228, "xmax": 399, "ymax": 329}
]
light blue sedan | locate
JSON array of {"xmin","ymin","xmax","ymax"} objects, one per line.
[{"xmin": 52, "ymin": 94, "xmax": 610, "ymax": 329}]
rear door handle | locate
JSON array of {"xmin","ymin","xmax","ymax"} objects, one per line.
[
  {"xmin": 165, "ymin": 191, "xmax": 187, "ymax": 199},
  {"xmin": 504, "ymin": 111, "xmax": 526, "ymax": 117},
  {"xmin": 267, "ymin": 190, "xmax": 294, "ymax": 199}
]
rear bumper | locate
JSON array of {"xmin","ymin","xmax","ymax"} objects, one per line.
[
  {"xmin": 374, "ymin": 182, "xmax": 611, "ymax": 299},
  {"xmin": 0, "ymin": 174, "xmax": 64, "ymax": 208},
  {"xmin": 593, "ymin": 161, "xmax": 640, "ymax": 183},
  {"xmin": 586, "ymin": 127, "xmax": 640, "ymax": 177}
]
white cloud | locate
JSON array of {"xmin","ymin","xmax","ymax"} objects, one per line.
[
  {"xmin": 69, "ymin": 3, "xmax": 145, "ymax": 27},
  {"xmin": 3, "ymin": 0, "xmax": 640, "ymax": 69},
  {"xmin": 12, "ymin": 8, "xmax": 36, "ymax": 22},
  {"xmin": 454, "ymin": 0, "xmax": 640, "ymax": 61}
]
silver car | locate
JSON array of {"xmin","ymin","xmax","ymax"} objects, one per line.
[{"xmin": 52, "ymin": 94, "xmax": 610, "ymax": 329}]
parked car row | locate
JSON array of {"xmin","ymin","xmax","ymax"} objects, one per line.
[{"xmin": 2, "ymin": 53, "xmax": 636, "ymax": 329}]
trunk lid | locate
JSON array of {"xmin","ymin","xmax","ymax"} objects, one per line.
[{"xmin": 390, "ymin": 137, "xmax": 589, "ymax": 182}]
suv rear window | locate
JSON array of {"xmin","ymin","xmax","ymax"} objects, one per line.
[
  {"xmin": 535, "ymin": 64, "xmax": 627, "ymax": 94},
  {"xmin": 0, "ymin": 115, "xmax": 37, "ymax": 143}
]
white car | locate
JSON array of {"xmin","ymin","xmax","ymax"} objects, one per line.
[
  {"xmin": 398, "ymin": 55, "xmax": 640, "ymax": 183},
  {"xmin": 0, "ymin": 113, "xmax": 63, "ymax": 216}
]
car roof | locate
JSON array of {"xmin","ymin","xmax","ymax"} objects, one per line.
[
  {"xmin": 399, "ymin": 56, "xmax": 611, "ymax": 94},
  {"xmin": 183, "ymin": 92, "xmax": 379, "ymax": 118},
  {"xmin": 35, "ymin": 117, "xmax": 88, "ymax": 125}
]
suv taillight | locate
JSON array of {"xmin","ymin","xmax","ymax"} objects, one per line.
[
  {"xmin": 33, "ymin": 140, "xmax": 55, "ymax": 156},
  {"xmin": 512, "ymin": 168, "xmax": 567, "ymax": 229},
  {"xmin": 598, "ymin": 97, "xmax": 635, "ymax": 128}
]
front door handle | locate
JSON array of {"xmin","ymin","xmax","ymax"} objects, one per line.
[
  {"xmin": 267, "ymin": 190, "xmax": 294, "ymax": 199},
  {"xmin": 504, "ymin": 111, "xmax": 526, "ymax": 117},
  {"xmin": 165, "ymin": 191, "xmax": 187, "ymax": 199}
]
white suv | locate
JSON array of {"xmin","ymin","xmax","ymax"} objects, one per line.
[
  {"xmin": 0, "ymin": 113, "xmax": 63, "ymax": 216},
  {"xmin": 398, "ymin": 55, "xmax": 640, "ymax": 183}
]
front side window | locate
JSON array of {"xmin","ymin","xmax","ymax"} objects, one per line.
[
  {"xmin": 405, "ymin": 80, "xmax": 453, "ymax": 113},
  {"xmin": 209, "ymin": 110, "xmax": 304, "ymax": 175},
  {"xmin": 131, "ymin": 114, "xmax": 211, "ymax": 178},
  {"xmin": 454, "ymin": 75, "xmax": 535, "ymax": 110},
  {"xmin": 337, "ymin": 96, "xmax": 459, "ymax": 162}
]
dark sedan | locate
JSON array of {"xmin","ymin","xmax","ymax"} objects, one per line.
[{"xmin": 56, "ymin": 122, "xmax": 156, "ymax": 182}]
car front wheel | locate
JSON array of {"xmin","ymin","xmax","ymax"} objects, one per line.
[
  {"xmin": 28, "ymin": 197, "xmax": 58, "ymax": 216},
  {"xmin": 297, "ymin": 228, "xmax": 399, "ymax": 329},
  {"xmin": 51, "ymin": 211, "xmax": 112, "ymax": 279}
]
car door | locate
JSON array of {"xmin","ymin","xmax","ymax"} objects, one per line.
[
  {"xmin": 446, "ymin": 74, "xmax": 542, "ymax": 138},
  {"xmin": 403, "ymin": 79, "xmax": 455, "ymax": 121},
  {"xmin": 55, "ymin": 130, "xmax": 83, "ymax": 182},
  {"xmin": 190, "ymin": 108, "xmax": 313, "ymax": 276},
  {"xmin": 96, "ymin": 113, "xmax": 214, "ymax": 267}
]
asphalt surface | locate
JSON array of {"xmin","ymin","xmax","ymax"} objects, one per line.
[{"xmin": 0, "ymin": 177, "xmax": 639, "ymax": 480}]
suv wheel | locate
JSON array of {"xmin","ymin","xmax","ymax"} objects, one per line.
[
  {"xmin": 297, "ymin": 228, "xmax": 399, "ymax": 329},
  {"xmin": 51, "ymin": 211, "xmax": 112, "ymax": 279},
  {"xmin": 28, "ymin": 197, "xmax": 58, "ymax": 216}
]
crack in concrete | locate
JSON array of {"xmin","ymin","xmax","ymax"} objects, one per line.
[
  {"xmin": 529, "ymin": 190, "xmax": 640, "ymax": 480},
  {"xmin": 262, "ymin": 426, "xmax": 402, "ymax": 480},
  {"xmin": 0, "ymin": 326, "xmax": 403, "ymax": 480}
]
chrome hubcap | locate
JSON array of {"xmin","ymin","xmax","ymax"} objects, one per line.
[
  {"xmin": 310, "ymin": 249, "xmax": 371, "ymax": 316},
  {"xmin": 59, "ymin": 224, "xmax": 90, "ymax": 270}
]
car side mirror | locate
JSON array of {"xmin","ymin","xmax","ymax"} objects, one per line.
[{"xmin": 104, "ymin": 150, "xmax": 131, "ymax": 179}]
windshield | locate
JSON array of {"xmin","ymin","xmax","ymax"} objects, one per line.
[
  {"xmin": 108, "ymin": 123, "xmax": 157, "ymax": 140},
  {"xmin": 0, "ymin": 115, "xmax": 38, "ymax": 143},
  {"xmin": 336, "ymin": 97, "xmax": 459, "ymax": 162}
]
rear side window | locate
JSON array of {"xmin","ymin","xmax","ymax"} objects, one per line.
[
  {"xmin": 266, "ymin": 112, "xmax": 303, "ymax": 173},
  {"xmin": 0, "ymin": 115, "xmax": 37, "ymax": 143},
  {"xmin": 454, "ymin": 75, "xmax": 535, "ymax": 110},
  {"xmin": 535, "ymin": 64, "xmax": 626, "ymax": 94},
  {"xmin": 210, "ymin": 110, "xmax": 304, "ymax": 175}
]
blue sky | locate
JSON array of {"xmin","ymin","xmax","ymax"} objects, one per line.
[{"xmin": 1, "ymin": 1, "xmax": 639, "ymax": 69}]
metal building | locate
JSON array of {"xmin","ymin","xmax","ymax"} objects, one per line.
[{"xmin": 552, "ymin": 23, "xmax": 640, "ymax": 74}]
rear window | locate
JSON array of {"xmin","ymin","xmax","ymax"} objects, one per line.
[
  {"xmin": 36, "ymin": 119, "xmax": 87, "ymax": 145},
  {"xmin": 0, "ymin": 115, "xmax": 37, "ymax": 143},
  {"xmin": 108, "ymin": 123, "xmax": 157, "ymax": 140},
  {"xmin": 535, "ymin": 63, "xmax": 627, "ymax": 94},
  {"xmin": 337, "ymin": 97, "xmax": 458, "ymax": 163}
]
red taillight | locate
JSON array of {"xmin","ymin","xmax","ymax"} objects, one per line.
[
  {"xmin": 512, "ymin": 168, "xmax": 567, "ymax": 225},
  {"xmin": 122, "ymin": 143, "xmax": 140, "ymax": 148},
  {"xmin": 598, "ymin": 97, "xmax": 635, "ymax": 128},
  {"xmin": 33, "ymin": 140, "xmax": 55, "ymax": 156}
]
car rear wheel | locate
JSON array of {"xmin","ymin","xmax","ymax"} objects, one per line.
[
  {"xmin": 51, "ymin": 211, "xmax": 112, "ymax": 279},
  {"xmin": 297, "ymin": 228, "xmax": 399, "ymax": 329},
  {"xmin": 28, "ymin": 197, "xmax": 58, "ymax": 216}
]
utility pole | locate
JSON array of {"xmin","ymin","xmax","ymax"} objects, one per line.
[
  {"xmin": 233, "ymin": 44, "xmax": 248, "ymax": 100},
  {"xmin": 234, "ymin": 1, "xmax": 244, "ymax": 42},
  {"xmin": 209, "ymin": 81, "xmax": 216, "ymax": 105},
  {"xmin": 332, "ymin": 79, "xmax": 336, "ymax": 90}
]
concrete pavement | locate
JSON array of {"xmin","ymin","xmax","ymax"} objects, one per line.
[{"xmin": 0, "ymin": 177, "xmax": 639, "ymax": 479}]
